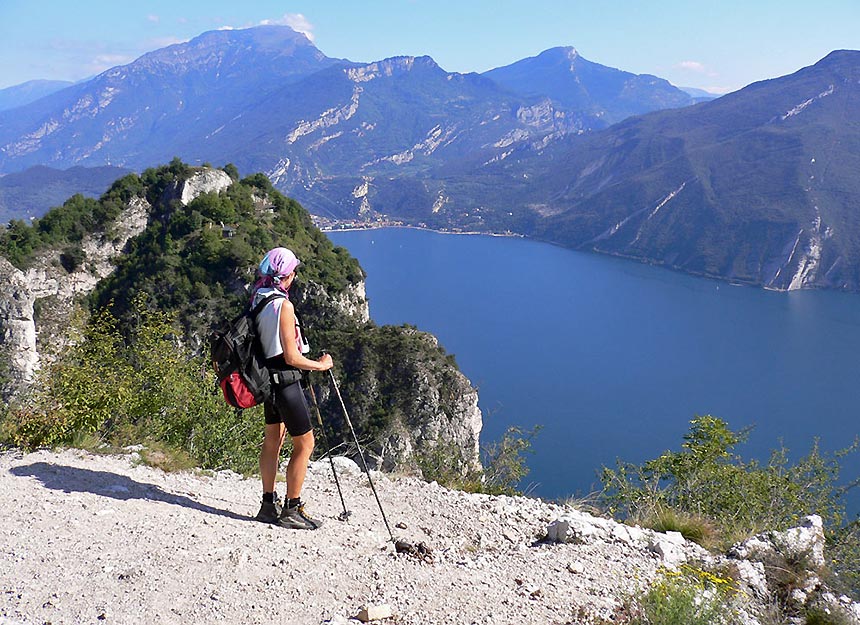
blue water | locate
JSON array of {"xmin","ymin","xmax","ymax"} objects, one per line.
[{"xmin": 328, "ymin": 228, "xmax": 860, "ymax": 514}]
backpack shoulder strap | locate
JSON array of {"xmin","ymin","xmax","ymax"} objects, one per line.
[{"xmin": 249, "ymin": 292, "xmax": 286, "ymax": 319}]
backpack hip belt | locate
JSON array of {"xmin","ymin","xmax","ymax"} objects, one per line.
[{"xmin": 271, "ymin": 369, "xmax": 303, "ymax": 387}]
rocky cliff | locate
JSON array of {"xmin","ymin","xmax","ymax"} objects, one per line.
[
  {"xmin": 0, "ymin": 195, "xmax": 149, "ymax": 395},
  {"xmin": 0, "ymin": 165, "xmax": 482, "ymax": 475}
]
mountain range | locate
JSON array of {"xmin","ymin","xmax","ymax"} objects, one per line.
[
  {"xmin": 0, "ymin": 26, "xmax": 695, "ymax": 180},
  {"xmin": 360, "ymin": 50, "xmax": 860, "ymax": 291},
  {"xmin": 1, "ymin": 25, "xmax": 858, "ymax": 290}
]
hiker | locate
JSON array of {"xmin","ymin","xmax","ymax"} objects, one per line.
[{"xmin": 251, "ymin": 247, "xmax": 333, "ymax": 529}]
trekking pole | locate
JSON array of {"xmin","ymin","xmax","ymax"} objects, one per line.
[
  {"xmin": 327, "ymin": 368, "xmax": 396, "ymax": 544},
  {"xmin": 306, "ymin": 376, "xmax": 351, "ymax": 521}
]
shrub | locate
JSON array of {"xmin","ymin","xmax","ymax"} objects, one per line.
[
  {"xmin": 641, "ymin": 507, "xmax": 719, "ymax": 549},
  {"xmin": 601, "ymin": 416, "xmax": 855, "ymax": 543},
  {"xmin": 480, "ymin": 425, "xmax": 541, "ymax": 495},
  {"xmin": 1, "ymin": 296, "xmax": 266, "ymax": 474},
  {"xmin": 415, "ymin": 425, "xmax": 541, "ymax": 495},
  {"xmin": 805, "ymin": 604, "xmax": 856, "ymax": 625},
  {"xmin": 618, "ymin": 565, "xmax": 740, "ymax": 625},
  {"xmin": 601, "ymin": 415, "xmax": 860, "ymax": 599}
]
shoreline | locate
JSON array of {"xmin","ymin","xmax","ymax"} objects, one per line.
[
  {"xmin": 319, "ymin": 221, "xmax": 524, "ymax": 239},
  {"xmin": 321, "ymin": 220, "xmax": 860, "ymax": 296}
]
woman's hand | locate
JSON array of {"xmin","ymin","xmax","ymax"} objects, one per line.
[{"xmin": 317, "ymin": 353, "xmax": 334, "ymax": 371}]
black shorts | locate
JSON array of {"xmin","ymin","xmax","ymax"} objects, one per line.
[{"xmin": 264, "ymin": 378, "xmax": 313, "ymax": 436}]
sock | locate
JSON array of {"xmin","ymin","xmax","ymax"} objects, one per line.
[
  {"xmin": 287, "ymin": 497, "xmax": 301, "ymax": 509},
  {"xmin": 262, "ymin": 492, "xmax": 275, "ymax": 504}
]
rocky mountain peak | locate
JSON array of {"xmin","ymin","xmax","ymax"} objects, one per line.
[
  {"xmin": 817, "ymin": 49, "xmax": 860, "ymax": 66},
  {"xmin": 346, "ymin": 55, "xmax": 441, "ymax": 82},
  {"xmin": 538, "ymin": 46, "xmax": 581, "ymax": 67},
  {"xmin": 141, "ymin": 24, "xmax": 320, "ymax": 65},
  {"xmin": 483, "ymin": 46, "xmax": 693, "ymax": 126},
  {"xmin": 100, "ymin": 24, "xmax": 339, "ymax": 86}
]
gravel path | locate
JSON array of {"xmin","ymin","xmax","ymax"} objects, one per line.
[{"xmin": 0, "ymin": 448, "xmax": 674, "ymax": 625}]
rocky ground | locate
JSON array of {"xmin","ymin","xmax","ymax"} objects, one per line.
[{"xmin": 0, "ymin": 448, "xmax": 857, "ymax": 625}]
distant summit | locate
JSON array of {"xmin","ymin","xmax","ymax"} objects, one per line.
[
  {"xmin": 128, "ymin": 24, "xmax": 338, "ymax": 81},
  {"xmin": 0, "ymin": 25, "xmax": 347, "ymax": 173},
  {"xmin": 427, "ymin": 48, "xmax": 860, "ymax": 290},
  {"xmin": 483, "ymin": 46, "xmax": 695, "ymax": 126},
  {"xmin": 0, "ymin": 79, "xmax": 74, "ymax": 112},
  {"xmin": 680, "ymin": 86, "xmax": 720, "ymax": 102}
]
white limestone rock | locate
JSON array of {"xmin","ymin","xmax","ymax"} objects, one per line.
[
  {"xmin": 648, "ymin": 539, "xmax": 685, "ymax": 567},
  {"xmin": 733, "ymin": 559, "xmax": 770, "ymax": 598},
  {"xmin": 728, "ymin": 515, "xmax": 828, "ymax": 611},
  {"xmin": 175, "ymin": 168, "xmax": 233, "ymax": 206},
  {"xmin": 546, "ymin": 511, "xmax": 611, "ymax": 544},
  {"xmin": 355, "ymin": 604, "xmax": 393, "ymax": 622},
  {"xmin": 612, "ymin": 523, "xmax": 648, "ymax": 545},
  {"xmin": 730, "ymin": 515, "xmax": 825, "ymax": 570},
  {"xmin": 779, "ymin": 515, "xmax": 825, "ymax": 569}
]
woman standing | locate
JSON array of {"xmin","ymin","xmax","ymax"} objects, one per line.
[{"xmin": 251, "ymin": 247, "xmax": 333, "ymax": 530}]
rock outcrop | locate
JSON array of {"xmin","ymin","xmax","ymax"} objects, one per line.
[
  {"xmin": 544, "ymin": 511, "xmax": 860, "ymax": 625},
  {"xmin": 0, "ymin": 167, "xmax": 235, "ymax": 397},
  {"xmin": 169, "ymin": 168, "xmax": 234, "ymax": 206},
  {"xmin": 378, "ymin": 330, "xmax": 482, "ymax": 474},
  {"xmin": 297, "ymin": 280, "xmax": 370, "ymax": 326},
  {"xmin": 725, "ymin": 515, "xmax": 859, "ymax": 620},
  {"xmin": 0, "ymin": 196, "xmax": 149, "ymax": 397}
]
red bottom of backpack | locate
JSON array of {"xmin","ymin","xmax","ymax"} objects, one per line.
[{"xmin": 220, "ymin": 373, "xmax": 258, "ymax": 409}]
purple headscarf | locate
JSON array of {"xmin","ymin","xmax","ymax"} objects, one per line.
[{"xmin": 252, "ymin": 247, "xmax": 300, "ymax": 296}]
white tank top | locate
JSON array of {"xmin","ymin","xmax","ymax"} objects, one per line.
[{"xmin": 253, "ymin": 288, "xmax": 309, "ymax": 360}]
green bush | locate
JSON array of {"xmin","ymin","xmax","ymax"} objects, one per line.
[
  {"xmin": 1, "ymin": 297, "xmax": 265, "ymax": 474},
  {"xmin": 601, "ymin": 416, "xmax": 855, "ymax": 542},
  {"xmin": 620, "ymin": 565, "xmax": 740, "ymax": 625},
  {"xmin": 415, "ymin": 425, "xmax": 540, "ymax": 495},
  {"xmin": 480, "ymin": 425, "xmax": 541, "ymax": 495},
  {"xmin": 805, "ymin": 603, "xmax": 856, "ymax": 625},
  {"xmin": 601, "ymin": 416, "xmax": 860, "ymax": 598},
  {"xmin": 92, "ymin": 160, "xmax": 362, "ymax": 342},
  {"xmin": 0, "ymin": 172, "xmax": 145, "ymax": 270}
]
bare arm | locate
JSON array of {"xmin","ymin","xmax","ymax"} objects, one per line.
[{"xmin": 278, "ymin": 300, "xmax": 333, "ymax": 371}]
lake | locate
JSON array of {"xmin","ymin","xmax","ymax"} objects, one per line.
[{"xmin": 328, "ymin": 227, "xmax": 860, "ymax": 513}]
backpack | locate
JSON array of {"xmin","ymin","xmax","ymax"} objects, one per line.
[{"xmin": 210, "ymin": 293, "xmax": 285, "ymax": 409}]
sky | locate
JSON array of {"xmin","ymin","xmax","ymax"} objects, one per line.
[{"xmin": 1, "ymin": 0, "xmax": 858, "ymax": 93}]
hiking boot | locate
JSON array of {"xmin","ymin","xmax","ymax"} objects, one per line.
[
  {"xmin": 277, "ymin": 503, "xmax": 323, "ymax": 530},
  {"xmin": 255, "ymin": 494, "xmax": 283, "ymax": 524}
]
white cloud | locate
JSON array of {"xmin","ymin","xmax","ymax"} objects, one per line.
[
  {"xmin": 147, "ymin": 14, "xmax": 160, "ymax": 24},
  {"xmin": 259, "ymin": 13, "xmax": 315, "ymax": 41},
  {"xmin": 88, "ymin": 53, "xmax": 135, "ymax": 73},
  {"xmin": 678, "ymin": 60, "xmax": 707, "ymax": 73}
]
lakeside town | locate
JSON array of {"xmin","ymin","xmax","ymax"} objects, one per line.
[{"xmin": 312, "ymin": 214, "xmax": 522, "ymax": 237}]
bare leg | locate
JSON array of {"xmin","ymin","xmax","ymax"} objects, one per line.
[
  {"xmin": 260, "ymin": 423, "xmax": 286, "ymax": 493},
  {"xmin": 286, "ymin": 430, "xmax": 315, "ymax": 500}
]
